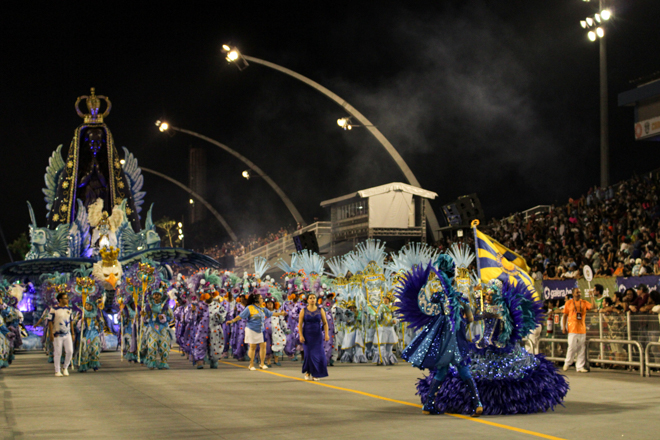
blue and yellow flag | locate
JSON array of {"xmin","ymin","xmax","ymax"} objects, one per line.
[{"xmin": 475, "ymin": 228, "xmax": 539, "ymax": 301}]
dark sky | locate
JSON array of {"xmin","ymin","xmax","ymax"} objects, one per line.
[{"xmin": 1, "ymin": 1, "xmax": 659, "ymax": 264}]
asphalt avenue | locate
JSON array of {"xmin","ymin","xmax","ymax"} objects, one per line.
[{"xmin": 1, "ymin": 350, "xmax": 659, "ymax": 439}]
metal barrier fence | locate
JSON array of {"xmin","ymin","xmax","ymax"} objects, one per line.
[{"xmin": 536, "ymin": 311, "xmax": 660, "ymax": 377}]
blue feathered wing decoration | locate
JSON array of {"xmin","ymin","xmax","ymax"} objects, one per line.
[
  {"xmin": 394, "ymin": 262, "xmax": 434, "ymax": 331},
  {"xmin": 121, "ymin": 147, "xmax": 146, "ymax": 217}
]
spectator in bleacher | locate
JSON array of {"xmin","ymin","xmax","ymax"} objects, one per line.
[
  {"xmin": 632, "ymin": 258, "xmax": 643, "ymax": 276},
  {"xmin": 563, "ymin": 262, "xmax": 579, "ymax": 280},
  {"xmin": 562, "ymin": 288, "xmax": 593, "ymax": 373},
  {"xmin": 612, "ymin": 261, "xmax": 624, "ymax": 277},
  {"xmin": 622, "ymin": 288, "xmax": 637, "ymax": 312},
  {"xmin": 589, "ymin": 284, "xmax": 605, "ymax": 310},
  {"xmin": 630, "ymin": 284, "xmax": 650, "ymax": 313},
  {"xmin": 595, "ymin": 261, "xmax": 612, "ymax": 277},
  {"xmin": 640, "ymin": 290, "xmax": 660, "ymax": 314}
]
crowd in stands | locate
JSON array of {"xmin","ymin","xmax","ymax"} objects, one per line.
[
  {"xmin": 439, "ymin": 173, "xmax": 660, "ymax": 281},
  {"xmin": 200, "ymin": 226, "xmax": 297, "ymax": 259}
]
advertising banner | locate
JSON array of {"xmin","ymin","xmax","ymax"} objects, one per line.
[
  {"xmin": 616, "ymin": 276, "xmax": 660, "ymax": 293},
  {"xmin": 542, "ymin": 279, "xmax": 578, "ymax": 300}
]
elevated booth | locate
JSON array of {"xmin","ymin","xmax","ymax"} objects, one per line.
[{"xmin": 320, "ymin": 182, "xmax": 438, "ymax": 248}]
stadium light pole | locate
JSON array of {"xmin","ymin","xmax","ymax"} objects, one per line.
[
  {"xmin": 580, "ymin": 0, "xmax": 611, "ymax": 188},
  {"xmin": 221, "ymin": 45, "xmax": 442, "ymax": 242},
  {"xmin": 155, "ymin": 121, "xmax": 307, "ymax": 227}
]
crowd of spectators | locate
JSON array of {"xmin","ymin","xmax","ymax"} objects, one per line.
[
  {"xmin": 439, "ymin": 172, "xmax": 660, "ymax": 284},
  {"xmin": 200, "ymin": 226, "xmax": 297, "ymax": 259}
]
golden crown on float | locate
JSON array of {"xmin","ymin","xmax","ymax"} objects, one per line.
[
  {"xmin": 100, "ymin": 246, "xmax": 120, "ymax": 267},
  {"xmin": 75, "ymin": 88, "xmax": 112, "ymax": 123}
]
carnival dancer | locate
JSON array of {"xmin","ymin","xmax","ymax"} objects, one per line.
[
  {"xmin": 371, "ymin": 291, "xmax": 399, "ymax": 365},
  {"xmin": 191, "ymin": 270, "xmax": 227, "ymax": 369},
  {"xmin": 47, "ymin": 285, "xmax": 75, "ymax": 377},
  {"xmin": 320, "ymin": 292, "xmax": 337, "ymax": 366},
  {"xmin": 75, "ymin": 295, "xmax": 106, "ymax": 372},
  {"xmin": 0, "ymin": 281, "xmax": 25, "ymax": 362},
  {"xmin": 36, "ymin": 273, "xmax": 70, "ymax": 363},
  {"xmin": 143, "ymin": 283, "xmax": 173, "ymax": 369},
  {"xmin": 299, "ymin": 292, "xmax": 330, "ymax": 381},
  {"xmin": 0, "ymin": 305, "xmax": 10, "ymax": 369},
  {"xmin": 396, "ymin": 255, "xmax": 483, "ymax": 416},
  {"xmin": 266, "ymin": 289, "xmax": 289, "ymax": 366},
  {"xmin": 339, "ymin": 292, "xmax": 368, "ymax": 363},
  {"xmin": 230, "ymin": 293, "xmax": 249, "ymax": 361},
  {"xmin": 119, "ymin": 296, "xmax": 138, "ymax": 362}
]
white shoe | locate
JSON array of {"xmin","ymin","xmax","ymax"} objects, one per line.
[
  {"xmin": 313, "ymin": 377, "xmax": 320, "ymax": 381},
  {"xmin": 562, "ymin": 364, "xmax": 569, "ymax": 371},
  {"xmin": 304, "ymin": 374, "xmax": 311, "ymax": 381},
  {"xmin": 577, "ymin": 368, "xmax": 589, "ymax": 373},
  {"xmin": 62, "ymin": 368, "xmax": 69, "ymax": 377},
  {"xmin": 55, "ymin": 372, "xmax": 63, "ymax": 377},
  {"xmin": 260, "ymin": 365, "xmax": 269, "ymax": 370},
  {"xmin": 249, "ymin": 366, "xmax": 256, "ymax": 371}
]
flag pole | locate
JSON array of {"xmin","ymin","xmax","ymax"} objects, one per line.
[{"xmin": 470, "ymin": 220, "xmax": 483, "ymax": 312}]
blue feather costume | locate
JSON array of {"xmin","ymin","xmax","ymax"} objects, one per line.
[
  {"xmin": 397, "ymin": 256, "xmax": 483, "ymax": 416},
  {"xmin": 413, "ymin": 279, "xmax": 569, "ymax": 415}
]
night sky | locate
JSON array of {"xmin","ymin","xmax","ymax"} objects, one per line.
[{"xmin": 1, "ymin": 1, "xmax": 659, "ymax": 265}]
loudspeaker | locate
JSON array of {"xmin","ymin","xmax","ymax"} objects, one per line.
[
  {"xmin": 219, "ymin": 255, "xmax": 235, "ymax": 268},
  {"xmin": 293, "ymin": 231, "xmax": 319, "ymax": 253},
  {"xmin": 442, "ymin": 203, "xmax": 462, "ymax": 226},
  {"xmin": 455, "ymin": 193, "xmax": 484, "ymax": 224}
]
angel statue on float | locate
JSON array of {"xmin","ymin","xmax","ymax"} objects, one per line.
[{"xmin": 87, "ymin": 198, "xmax": 125, "ymax": 253}]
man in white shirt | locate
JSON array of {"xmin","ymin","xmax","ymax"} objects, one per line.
[{"xmin": 48, "ymin": 290, "xmax": 75, "ymax": 377}]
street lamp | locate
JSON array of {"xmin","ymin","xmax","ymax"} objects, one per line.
[
  {"xmin": 155, "ymin": 121, "xmax": 306, "ymax": 226},
  {"xmin": 579, "ymin": 1, "xmax": 612, "ymax": 188},
  {"xmin": 222, "ymin": 44, "xmax": 443, "ymax": 241}
]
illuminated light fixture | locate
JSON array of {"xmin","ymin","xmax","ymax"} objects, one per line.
[
  {"xmin": 159, "ymin": 122, "xmax": 169, "ymax": 132},
  {"xmin": 189, "ymin": 198, "xmax": 194, "ymax": 204},
  {"xmin": 580, "ymin": 20, "xmax": 587, "ymax": 28},
  {"xmin": 221, "ymin": 44, "xmax": 249, "ymax": 70},
  {"xmin": 242, "ymin": 170, "xmax": 251, "ymax": 180},
  {"xmin": 601, "ymin": 9, "xmax": 611, "ymax": 20},
  {"xmin": 588, "ymin": 31, "xmax": 597, "ymax": 41},
  {"xmin": 586, "ymin": 17, "xmax": 594, "ymax": 26},
  {"xmin": 120, "ymin": 159, "xmax": 126, "ymax": 165},
  {"xmin": 594, "ymin": 13, "xmax": 601, "ymax": 23},
  {"xmin": 178, "ymin": 222, "xmax": 182, "ymax": 227},
  {"xmin": 337, "ymin": 117, "xmax": 354, "ymax": 130},
  {"xmin": 596, "ymin": 27, "xmax": 604, "ymax": 38}
]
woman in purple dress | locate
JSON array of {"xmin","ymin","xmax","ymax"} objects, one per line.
[{"xmin": 298, "ymin": 293, "xmax": 329, "ymax": 381}]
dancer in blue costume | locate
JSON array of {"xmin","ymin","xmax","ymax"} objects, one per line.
[
  {"xmin": 419, "ymin": 279, "xmax": 569, "ymax": 415},
  {"xmin": 396, "ymin": 255, "xmax": 483, "ymax": 416}
]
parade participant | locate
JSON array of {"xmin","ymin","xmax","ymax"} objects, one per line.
[
  {"xmin": 339, "ymin": 293, "xmax": 368, "ymax": 363},
  {"xmin": 320, "ymin": 292, "xmax": 336, "ymax": 366},
  {"xmin": 48, "ymin": 286, "xmax": 75, "ymax": 377},
  {"xmin": 0, "ymin": 306, "xmax": 10, "ymax": 369},
  {"xmin": 75, "ymin": 295, "xmax": 105, "ymax": 372},
  {"xmin": 119, "ymin": 296, "xmax": 138, "ymax": 362},
  {"xmin": 36, "ymin": 273, "xmax": 70, "ymax": 363},
  {"xmin": 371, "ymin": 291, "xmax": 398, "ymax": 365},
  {"xmin": 299, "ymin": 292, "xmax": 330, "ymax": 381},
  {"xmin": 230, "ymin": 293, "xmax": 249, "ymax": 361},
  {"xmin": 396, "ymin": 256, "xmax": 483, "ymax": 416},
  {"xmin": 0, "ymin": 281, "xmax": 25, "ymax": 361},
  {"xmin": 191, "ymin": 271, "xmax": 227, "ymax": 369},
  {"xmin": 143, "ymin": 283, "xmax": 173, "ymax": 370},
  {"xmin": 226, "ymin": 292, "xmax": 285, "ymax": 371},
  {"xmin": 266, "ymin": 289, "xmax": 289, "ymax": 366}
]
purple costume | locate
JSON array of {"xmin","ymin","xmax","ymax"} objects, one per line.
[
  {"xmin": 192, "ymin": 302, "xmax": 210, "ymax": 364},
  {"xmin": 230, "ymin": 303, "xmax": 247, "ymax": 359}
]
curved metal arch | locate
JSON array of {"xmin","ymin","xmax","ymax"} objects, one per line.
[
  {"xmin": 242, "ymin": 55, "xmax": 441, "ymax": 241},
  {"xmin": 170, "ymin": 126, "xmax": 306, "ymax": 227},
  {"xmin": 140, "ymin": 166, "xmax": 237, "ymax": 241}
]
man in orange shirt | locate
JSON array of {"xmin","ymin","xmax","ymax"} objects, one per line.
[{"xmin": 562, "ymin": 288, "xmax": 593, "ymax": 373}]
